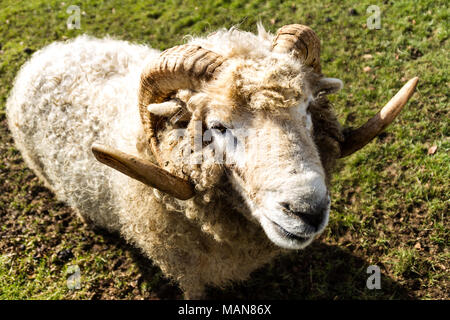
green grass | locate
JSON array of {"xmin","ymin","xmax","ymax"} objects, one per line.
[{"xmin": 0, "ymin": 0, "xmax": 448, "ymax": 299}]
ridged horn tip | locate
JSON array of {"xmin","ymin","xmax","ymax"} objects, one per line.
[
  {"xmin": 92, "ymin": 143, "xmax": 195, "ymax": 200},
  {"xmin": 340, "ymin": 77, "xmax": 419, "ymax": 157}
]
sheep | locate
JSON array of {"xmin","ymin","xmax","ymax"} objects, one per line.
[{"xmin": 6, "ymin": 23, "xmax": 418, "ymax": 299}]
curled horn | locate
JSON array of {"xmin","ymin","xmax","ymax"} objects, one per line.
[
  {"xmin": 339, "ymin": 77, "xmax": 419, "ymax": 157},
  {"xmin": 272, "ymin": 24, "xmax": 322, "ymax": 73},
  {"xmin": 272, "ymin": 25, "xmax": 418, "ymax": 158},
  {"xmin": 93, "ymin": 45, "xmax": 225, "ymax": 200},
  {"xmin": 139, "ymin": 44, "xmax": 225, "ymax": 166}
]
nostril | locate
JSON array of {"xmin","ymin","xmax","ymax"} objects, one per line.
[
  {"xmin": 294, "ymin": 211, "xmax": 324, "ymax": 230},
  {"xmin": 279, "ymin": 197, "xmax": 330, "ymax": 230}
]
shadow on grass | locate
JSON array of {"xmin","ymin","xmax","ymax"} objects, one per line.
[
  {"xmin": 206, "ymin": 242, "xmax": 415, "ymax": 300},
  {"xmin": 96, "ymin": 230, "xmax": 414, "ymax": 300}
]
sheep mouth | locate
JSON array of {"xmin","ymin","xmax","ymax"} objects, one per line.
[{"xmin": 271, "ymin": 221, "xmax": 312, "ymax": 243}]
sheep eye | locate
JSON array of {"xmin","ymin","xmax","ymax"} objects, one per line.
[{"xmin": 210, "ymin": 123, "xmax": 227, "ymax": 134}]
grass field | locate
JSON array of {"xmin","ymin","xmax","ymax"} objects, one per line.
[{"xmin": 0, "ymin": 0, "xmax": 448, "ymax": 299}]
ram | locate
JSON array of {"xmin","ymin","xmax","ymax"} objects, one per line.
[{"xmin": 6, "ymin": 24, "xmax": 418, "ymax": 299}]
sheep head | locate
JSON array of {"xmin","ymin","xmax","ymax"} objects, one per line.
[{"xmin": 93, "ymin": 24, "xmax": 418, "ymax": 249}]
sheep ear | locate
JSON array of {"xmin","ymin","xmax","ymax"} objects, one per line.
[
  {"xmin": 147, "ymin": 100, "xmax": 191, "ymax": 125},
  {"xmin": 315, "ymin": 77, "xmax": 343, "ymax": 96},
  {"xmin": 147, "ymin": 100, "xmax": 182, "ymax": 117}
]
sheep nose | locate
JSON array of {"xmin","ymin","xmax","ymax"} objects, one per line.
[
  {"xmin": 280, "ymin": 197, "xmax": 329, "ymax": 231},
  {"xmin": 294, "ymin": 210, "xmax": 326, "ymax": 230}
]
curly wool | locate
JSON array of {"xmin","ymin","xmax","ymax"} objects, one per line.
[{"xmin": 6, "ymin": 26, "xmax": 343, "ymax": 298}]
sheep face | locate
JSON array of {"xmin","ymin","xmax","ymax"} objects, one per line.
[
  {"xmin": 154, "ymin": 56, "xmax": 343, "ymax": 250},
  {"xmin": 204, "ymin": 107, "xmax": 329, "ymax": 250}
]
